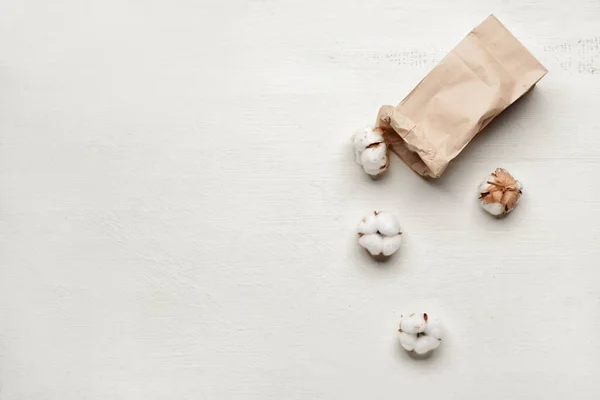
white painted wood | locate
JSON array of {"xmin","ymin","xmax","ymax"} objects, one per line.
[{"xmin": 0, "ymin": 1, "xmax": 599, "ymax": 398}]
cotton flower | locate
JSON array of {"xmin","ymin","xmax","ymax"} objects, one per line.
[
  {"xmin": 478, "ymin": 168, "xmax": 523, "ymax": 216},
  {"xmin": 352, "ymin": 126, "xmax": 389, "ymax": 177},
  {"xmin": 397, "ymin": 313, "xmax": 443, "ymax": 355},
  {"xmin": 357, "ymin": 211, "xmax": 402, "ymax": 257}
]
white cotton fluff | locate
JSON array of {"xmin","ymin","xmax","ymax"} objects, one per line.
[
  {"xmin": 382, "ymin": 235, "xmax": 402, "ymax": 257},
  {"xmin": 398, "ymin": 332, "xmax": 417, "ymax": 351},
  {"xmin": 357, "ymin": 211, "xmax": 402, "ymax": 257},
  {"xmin": 424, "ymin": 319, "xmax": 444, "ymax": 340},
  {"xmin": 352, "ymin": 126, "xmax": 389, "ymax": 177},
  {"xmin": 397, "ymin": 313, "xmax": 443, "ymax": 356},
  {"xmin": 399, "ymin": 313, "xmax": 427, "ymax": 334},
  {"xmin": 358, "ymin": 234, "xmax": 383, "ymax": 256},
  {"xmin": 478, "ymin": 174, "xmax": 503, "ymax": 216},
  {"xmin": 480, "ymin": 201, "xmax": 503, "ymax": 216},
  {"xmin": 376, "ymin": 211, "xmax": 401, "ymax": 236},
  {"xmin": 357, "ymin": 214, "xmax": 378, "ymax": 235},
  {"xmin": 360, "ymin": 143, "xmax": 388, "ymax": 175},
  {"xmin": 413, "ymin": 335, "xmax": 441, "ymax": 355}
]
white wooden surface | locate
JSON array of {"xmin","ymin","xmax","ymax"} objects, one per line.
[{"xmin": 1, "ymin": 1, "xmax": 599, "ymax": 399}]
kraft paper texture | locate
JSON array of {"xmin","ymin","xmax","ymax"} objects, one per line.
[{"xmin": 377, "ymin": 14, "xmax": 547, "ymax": 178}]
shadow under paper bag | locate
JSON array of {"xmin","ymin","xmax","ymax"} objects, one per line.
[{"xmin": 376, "ymin": 14, "xmax": 548, "ymax": 178}]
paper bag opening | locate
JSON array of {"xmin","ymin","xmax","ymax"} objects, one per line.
[{"xmin": 376, "ymin": 15, "xmax": 547, "ymax": 178}]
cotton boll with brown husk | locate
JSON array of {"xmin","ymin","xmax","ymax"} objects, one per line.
[
  {"xmin": 357, "ymin": 211, "xmax": 402, "ymax": 257},
  {"xmin": 397, "ymin": 313, "xmax": 443, "ymax": 355},
  {"xmin": 478, "ymin": 168, "xmax": 523, "ymax": 216},
  {"xmin": 352, "ymin": 126, "xmax": 389, "ymax": 177}
]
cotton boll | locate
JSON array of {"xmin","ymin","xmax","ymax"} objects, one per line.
[
  {"xmin": 398, "ymin": 313, "xmax": 443, "ymax": 356},
  {"xmin": 360, "ymin": 143, "xmax": 388, "ymax": 176},
  {"xmin": 398, "ymin": 332, "xmax": 418, "ymax": 351},
  {"xmin": 352, "ymin": 126, "xmax": 389, "ymax": 177},
  {"xmin": 358, "ymin": 234, "xmax": 383, "ymax": 256},
  {"xmin": 357, "ymin": 214, "xmax": 378, "ymax": 235},
  {"xmin": 357, "ymin": 212, "xmax": 403, "ymax": 257},
  {"xmin": 352, "ymin": 126, "xmax": 383, "ymax": 164},
  {"xmin": 479, "ymin": 168, "xmax": 523, "ymax": 216},
  {"xmin": 414, "ymin": 335, "xmax": 441, "ymax": 355},
  {"xmin": 382, "ymin": 235, "xmax": 402, "ymax": 256},
  {"xmin": 376, "ymin": 211, "xmax": 401, "ymax": 236}
]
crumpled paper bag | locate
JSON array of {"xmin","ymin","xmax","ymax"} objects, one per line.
[{"xmin": 377, "ymin": 14, "xmax": 547, "ymax": 178}]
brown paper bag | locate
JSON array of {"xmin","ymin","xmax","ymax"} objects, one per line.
[{"xmin": 377, "ymin": 14, "xmax": 547, "ymax": 178}]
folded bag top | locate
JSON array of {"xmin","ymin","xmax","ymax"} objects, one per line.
[{"xmin": 377, "ymin": 14, "xmax": 547, "ymax": 178}]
